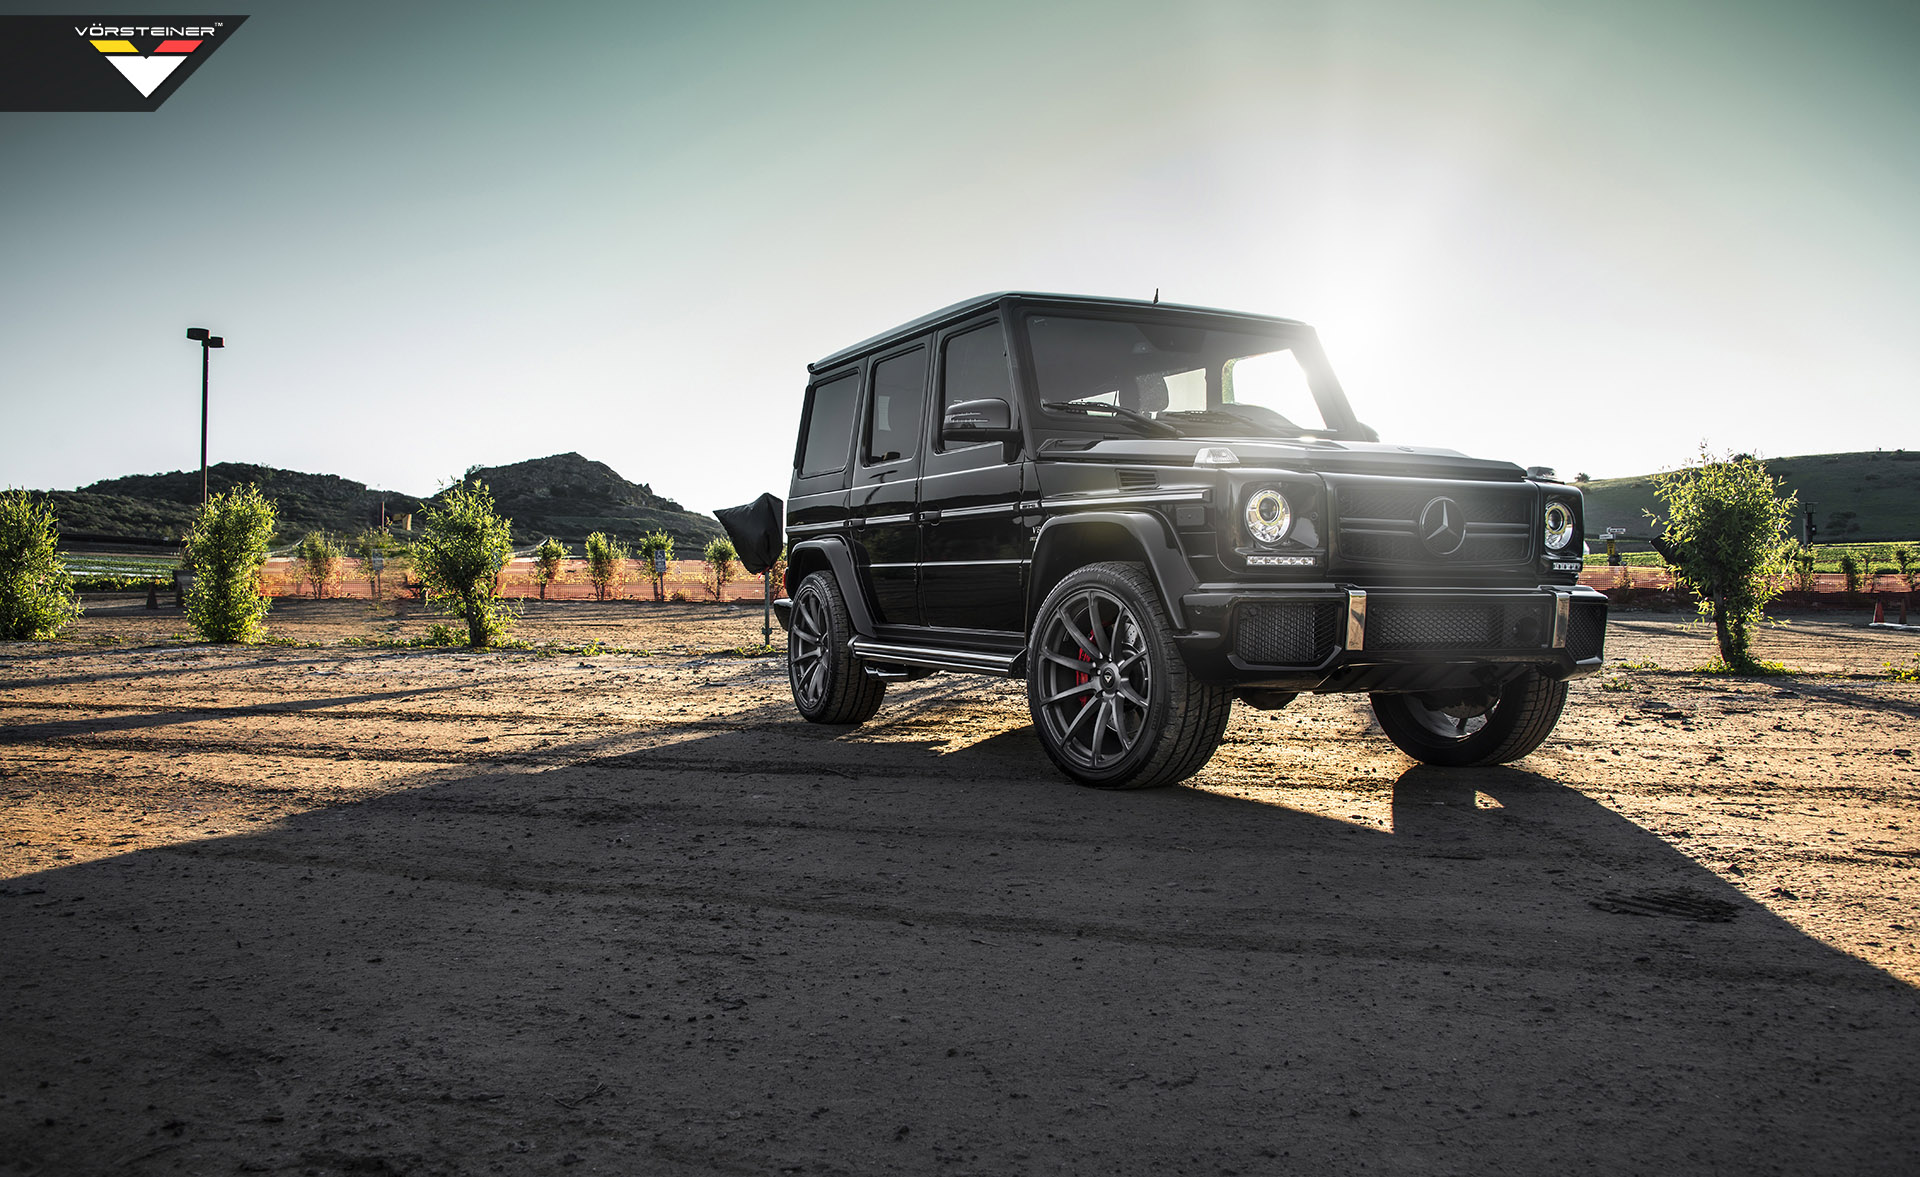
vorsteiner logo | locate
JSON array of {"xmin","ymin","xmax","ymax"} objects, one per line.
[{"xmin": 0, "ymin": 15, "xmax": 248, "ymax": 111}]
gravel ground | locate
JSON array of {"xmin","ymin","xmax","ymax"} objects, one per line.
[{"xmin": 3, "ymin": 600, "xmax": 1917, "ymax": 1175}]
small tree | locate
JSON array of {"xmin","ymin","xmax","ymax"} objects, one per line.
[
  {"xmin": 415, "ymin": 480, "xmax": 514, "ymax": 647},
  {"xmin": 1646, "ymin": 449, "xmax": 1796, "ymax": 672},
  {"xmin": 1896, "ymin": 547, "xmax": 1917, "ymax": 593},
  {"xmin": 1838, "ymin": 553, "xmax": 1863, "ymax": 594},
  {"xmin": 584, "ymin": 531, "xmax": 628, "ymax": 601},
  {"xmin": 297, "ymin": 530, "xmax": 345, "ymax": 599},
  {"xmin": 702, "ymin": 536, "xmax": 738, "ymax": 601},
  {"xmin": 0, "ymin": 490, "xmax": 81, "ymax": 640},
  {"xmin": 635, "ymin": 531, "xmax": 674, "ymax": 601},
  {"xmin": 185, "ymin": 484, "xmax": 276, "ymax": 642},
  {"xmin": 352, "ymin": 528, "xmax": 393, "ymax": 599},
  {"xmin": 533, "ymin": 537, "xmax": 568, "ymax": 600}
]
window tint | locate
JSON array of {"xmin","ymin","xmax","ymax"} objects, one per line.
[
  {"xmin": 939, "ymin": 323, "xmax": 1013, "ymax": 449},
  {"xmin": 864, "ymin": 346, "xmax": 928, "ymax": 464},
  {"xmin": 799, "ymin": 372, "xmax": 859, "ymax": 477}
]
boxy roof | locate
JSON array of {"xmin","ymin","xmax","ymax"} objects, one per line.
[{"xmin": 808, "ymin": 292, "xmax": 1308, "ymax": 373}]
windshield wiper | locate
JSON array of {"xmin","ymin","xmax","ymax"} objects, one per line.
[
  {"xmin": 1162, "ymin": 405, "xmax": 1306, "ymax": 437},
  {"xmin": 1041, "ymin": 401, "xmax": 1183, "ymax": 438}
]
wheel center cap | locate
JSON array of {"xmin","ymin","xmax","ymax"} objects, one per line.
[{"xmin": 1099, "ymin": 665, "xmax": 1117, "ymax": 689}]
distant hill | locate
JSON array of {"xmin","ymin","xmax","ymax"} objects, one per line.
[
  {"xmin": 1580, "ymin": 450, "xmax": 1920, "ymax": 542},
  {"xmin": 445, "ymin": 453, "xmax": 722, "ymax": 550},
  {"xmin": 45, "ymin": 463, "xmax": 422, "ymax": 545},
  {"xmin": 40, "ymin": 453, "xmax": 724, "ymax": 551}
]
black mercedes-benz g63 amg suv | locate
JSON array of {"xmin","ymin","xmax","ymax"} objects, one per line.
[{"xmin": 774, "ymin": 293, "xmax": 1606, "ymax": 788}]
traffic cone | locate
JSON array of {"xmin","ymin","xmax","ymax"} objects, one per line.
[{"xmin": 1872, "ymin": 597, "xmax": 1885, "ymax": 624}]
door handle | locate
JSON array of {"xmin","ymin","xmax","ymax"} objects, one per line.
[{"xmin": 919, "ymin": 509, "xmax": 941, "ymax": 525}]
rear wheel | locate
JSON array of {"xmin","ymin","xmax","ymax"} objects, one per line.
[
  {"xmin": 1027, "ymin": 562, "xmax": 1231, "ymax": 788},
  {"xmin": 1369, "ymin": 671, "xmax": 1568, "ymax": 766},
  {"xmin": 788, "ymin": 572, "xmax": 884, "ymax": 725}
]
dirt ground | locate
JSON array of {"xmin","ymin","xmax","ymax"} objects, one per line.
[{"xmin": 3, "ymin": 597, "xmax": 1918, "ymax": 1175}]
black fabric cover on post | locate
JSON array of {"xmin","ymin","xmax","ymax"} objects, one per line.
[{"xmin": 715, "ymin": 492, "xmax": 785, "ymax": 574}]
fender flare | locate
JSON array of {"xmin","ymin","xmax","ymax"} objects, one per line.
[
  {"xmin": 788, "ymin": 536, "xmax": 878, "ymax": 637},
  {"xmin": 1029, "ymin": 510, "xmax": 1198, "ymax": 629}
]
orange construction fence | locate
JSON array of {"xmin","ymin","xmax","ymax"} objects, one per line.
[{"xmin": 260, "ymin": 557, "xmax": 774, "ymax": 602}]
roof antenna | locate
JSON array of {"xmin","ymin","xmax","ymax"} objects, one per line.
[{"xmin": 1152, "ymin": 288, "xmax": 1159, "ymax": 305}]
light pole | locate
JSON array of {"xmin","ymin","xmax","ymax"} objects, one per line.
[{"xmin": 186, "ymin": 327, "xmax": 225, "ymax": 503}]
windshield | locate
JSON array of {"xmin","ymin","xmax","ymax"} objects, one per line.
[{"xmin": 1025, "ymin": 313, "xmax": 1345, "ymax": 438}]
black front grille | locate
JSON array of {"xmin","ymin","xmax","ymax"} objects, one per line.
[
  {"xmin": 1235, "ymin": 601, "xmax": 1342, "ymax": 665},
  {"xmin": 1568, "ymin": 602, "xmax": 1606, "ymax": 660},
  {"xmin": 1367, "ymin": 598, "xmax": 1551, "ymax": 651},
  {"xmin": 1331, "ymin": 475, "xmax": 1536, "ymax": 570}
]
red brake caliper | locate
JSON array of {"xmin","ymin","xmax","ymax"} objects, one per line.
[{"xmin": 1075, "ymin": 633, "xmax": 1094, "ymax": 702}]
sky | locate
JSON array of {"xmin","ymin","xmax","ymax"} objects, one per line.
[{"xmin": 2, "ymin": 0, "xmax": 1916, "ymax": 515}]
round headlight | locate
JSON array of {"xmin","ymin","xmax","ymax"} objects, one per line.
[
  {"xmin": 1544, "ymin": 501, "xmax": 1575, "ymax": 551},
  {"xmin": 1245, "ymin": 489, "xmax": 1292, "ymax": 545}
]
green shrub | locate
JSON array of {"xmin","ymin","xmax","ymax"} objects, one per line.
[
  {"xmin": 1838, "ymin": 553, "xmax": 1863, "ymax": 593},
  {"xmin": 297, "ymin": 530, "xmax": 345, "ymax": 599},
  {"xmin": 1647, "ymin": 449, "xmax": 1796, "ymax": 673},
  {"xmin": 1787, "ymin": 545, "xmax": 1817, "ymax": 593},
  {"xmin": 185, "ymin": 484, "xmax": 277, "ymax": 642},
  {"xmin": 415, "ymin": 480, "xmax": 513, "ymax": 647},
  {"xmin": 702, "ymin": 536, "xmax": 738, "ymax": 601},
  {"xmin": 533, "ymin": 537, "xmax": 568, "ymax": 600},
  {"xmin": 635, "ymin": 530, "xmax": 674, "ymax": 601},
  {"xmin": 1896, "ymin": 548, "xmax": 1916, "ymax": 592},
  {"xmin": 0, "ymin": 490, "xmax": 81, "ymax": 639},
  {"xmin": 584, "ymin": 531, "xmax": 628, "ymax": 601},
  {"xmin": 69, "ymin": 574, "xmax": 168, "ymax": 593}
]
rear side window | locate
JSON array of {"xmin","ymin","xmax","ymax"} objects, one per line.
[
  {"xmin": 864, "ymin": 346, "xmax": 928, "ymax": 464},
  {"xmin": 939, "ymin": 323, "xmax": 1013, "ymax": 450},
  {"xmin": 799, "ymin": 372, "xmax": 859, "ymax": 477}
]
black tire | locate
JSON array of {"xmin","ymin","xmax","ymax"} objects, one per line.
[
  {"xmin": 1027, "ymin": 562, "xmax": 1232, "ymax": 788},
  {"xmin": 788, "ymin": 572, "xmax": 885, "ymax": 725},
  {"xmin": 1369, "ymin": 671, "xmax": 1569, "ymax": 767}
]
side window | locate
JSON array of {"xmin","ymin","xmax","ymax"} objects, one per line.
[
  {"xmin": 799, "ymin": 372, "xmax": 859, "ymax": 477},
  {"xmin": 937, "ymin": 322, "xmax": 1013, "ymax": 450},
  {"xmin": 864, "ymin": 346, "xmax": 928, "ymax": 465}
]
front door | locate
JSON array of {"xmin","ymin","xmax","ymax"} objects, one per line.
[{"xmin": 919, "ymin": 317, "xmax": 1027, "ymax": 634}]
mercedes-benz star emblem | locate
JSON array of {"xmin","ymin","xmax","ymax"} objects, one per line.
[{"xmin": 1419, "ymin": 496, "xmax": 1466, "ymax": 557}]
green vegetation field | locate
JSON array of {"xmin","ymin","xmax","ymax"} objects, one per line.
[
  {"xmin": 1583, "ymin": 540, "xmax": 1918, "ymax": 575},
  {"xmin": 1580, "ymin": 450, "xmax": 1920, "ymax": 542}
]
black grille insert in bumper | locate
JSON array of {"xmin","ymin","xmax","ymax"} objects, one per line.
[
  {"xmin": 1234, "ymin": 601, "xmax": 1343, "ymax": 665},
  {"xmin": 1568, "ymin": 601, "xmax": 1606, "ymax": 661},
  {"xmin": 1366, "ymin": 598, "xmax": 1552, "ymax": 651}
]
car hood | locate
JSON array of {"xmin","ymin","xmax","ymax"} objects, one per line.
[{"xmin": 1033, "ymin": 437, "xmax": 1529, "ymax": 482}]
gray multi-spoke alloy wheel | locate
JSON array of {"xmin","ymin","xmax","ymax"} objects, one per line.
[
  {"xmin": 1027, "ymin": 562, "xmax": 1232, "ymax": 788},
  {"xmin": 788, "ymin": 572, "xmax": 885, "ymax": 725},
  {"xmin": 1369, "ymin": 670, "xmax": 1569, "ymax": 767}
]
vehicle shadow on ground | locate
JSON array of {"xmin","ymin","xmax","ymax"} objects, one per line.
[{"xmin": 4, "ymin": 696, "xmax": 1918, "ymax": 1175}]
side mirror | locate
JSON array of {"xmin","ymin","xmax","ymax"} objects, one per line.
[{"xmin": 943, "ymin": 398, "xmax": 1018, "ymax": 442}]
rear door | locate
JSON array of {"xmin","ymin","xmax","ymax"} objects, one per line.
[
  {"xmin": 919, "ymin": 316, "xmax": 1027, "ymax": 634},
  {"xmin": 788, "ymin": 365, "xmax": 863, "ymax": 565},
  {"xmin": 851, "ymin": 339, "xmax": 930, "ymax": 628}
]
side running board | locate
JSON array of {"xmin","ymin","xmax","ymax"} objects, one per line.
[{"xmin": 847, "ymin": 637, "xmax": 1025, "ymax": 678}]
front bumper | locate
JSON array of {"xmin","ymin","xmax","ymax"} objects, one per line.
[{"xmin": 1175, "ymin": 583, "xmax": 1607, "ymax": 693}]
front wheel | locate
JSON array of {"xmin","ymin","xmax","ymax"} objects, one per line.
[
  {"xmin": 1027, "ymin": 562, "xmax": 1231, "ymax": 788},
  {"xmin": 1370, "ymin": 671, "xmax": 1569, "ymax": 766},
  {"xmin": 788, "ymin": 572, "xmax": 885, "ymax": 725}
]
